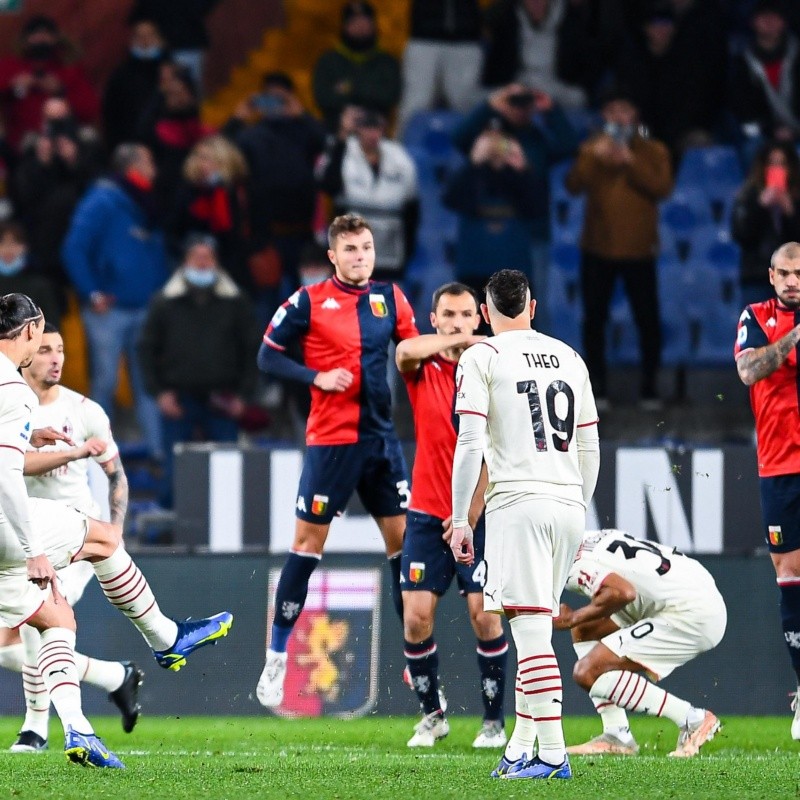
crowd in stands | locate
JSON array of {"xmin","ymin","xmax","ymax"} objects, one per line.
[{"xmin": 0, "ymin": 0, "xmax": 797, "ymax": 511}]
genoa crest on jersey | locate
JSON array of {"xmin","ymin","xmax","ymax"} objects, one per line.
[
  {"xmin": 369, "ymin": 293, "xmax": 388, "ymax": 318},
  {"xmin": 266, "ymin": 568, "xmax": 381, "ymax": 718}
]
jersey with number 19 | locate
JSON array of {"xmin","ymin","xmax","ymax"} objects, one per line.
[{"xmin": 455, "ymin": 330, "xmax": 598, "ymax": 510}]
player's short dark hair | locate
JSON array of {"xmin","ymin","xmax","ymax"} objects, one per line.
[
  {"xmin": 43, "ymin": 321, "xmax": 60, "ymax": 335},
  {"xmin": 0, "ymin": 293, "xmax": 42, "ymax": 339},
  {"xmin": 431, "ymin": 282, "xmax": 478, "ymax": 313},
  {"xmin": 485, "ymin": 270, "xmax": 530, "ymax": 318},
  {"xmin": 327, "ymin": 213, "xmax": 372, "ymax": 249}
]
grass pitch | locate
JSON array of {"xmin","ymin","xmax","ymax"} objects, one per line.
[{"xmin": 0, "ymin": 715, "xmax": 797, "ymax": 800}]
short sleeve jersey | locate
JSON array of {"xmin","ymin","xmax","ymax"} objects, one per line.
[
  {"xmin": 455, "ymin": 329, "xmax": 598, "ymax": 510},
  {"xmin": 565, "ymin": 529, "xmax": 721, "ymax": 625},
  {"xmin": 264, "ymin": 276, "xmax": 418, "ymax": 446},
  {"xmin": 734, "ymin": 299, "xmax": 800, "ymax": 476},
  {"xmin": 25, "ymin": 386, "xmax": 118, "ymax": 512},
  {"xmin": 403, "ymin": 354, "xmax": 458, "ymax": 520}
]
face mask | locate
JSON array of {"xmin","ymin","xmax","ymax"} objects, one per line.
[
  {"xmin": 206, "ymin": 171, "xmax": 223, "ymax": 186},
  {"xmin": 131, "ymin": 45, "xmax": 162, "ymax": 60},
  {"xmin": 183, "ymin": 266, "xmax": 217, "ymax": 288},
  {"xmin": 0, "ymin": 255, "xmax": 26, "ymax": 276}
]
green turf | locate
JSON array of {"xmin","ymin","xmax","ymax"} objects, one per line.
[{"xmin": 0, "ymin": 715, "xmax": 797, "ymax": 800}]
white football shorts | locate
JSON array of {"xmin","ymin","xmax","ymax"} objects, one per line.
[{"xmin": 483, "ymin": 495, "xmax": 584, "ymax": 615}]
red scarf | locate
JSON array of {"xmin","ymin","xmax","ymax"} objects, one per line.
[{"xmin": 189, "ymin": 186, "xmax": 233, "ymax": 232}]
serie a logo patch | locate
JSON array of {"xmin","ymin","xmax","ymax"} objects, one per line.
[
  {"xmin": 768, "ymin": 526, "xmax": 783, "ymax": 546},
  {"xmin": 369, "ymin": 293, "xmax": 388, "ymax": 317}
]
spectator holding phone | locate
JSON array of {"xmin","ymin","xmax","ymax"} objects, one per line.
[
  {"xmin": 452, "ymin": 82, "xmax": 579, "ymax": 332},
  {"xmin": 565, "ymin": 85, "xmax": 673, "ymax": 410},
  {"xmin": 732, "ymin": 140, "xmax": 800, "ymax": 306}
]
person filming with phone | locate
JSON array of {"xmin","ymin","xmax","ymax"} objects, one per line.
[{"xmin": 732, "ymin": 142, "xmax": 800, "ymax": 307}]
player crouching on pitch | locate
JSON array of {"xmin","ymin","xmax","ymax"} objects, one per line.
[{"xmin": 556, "ymin": 529, "xmax": 726, "ymax": 758}]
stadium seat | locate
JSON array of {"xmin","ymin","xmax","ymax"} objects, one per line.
[
  {"xmin": 546, "ymin": 267, "xmax": 581, "ymax": 349},
  {"xmin": 550, "ymin": 241, "xmax": 581, "ymax": 277},
  {"xmin": 658, "ymin": 255, "xmax": 693, "ymax": 365},
  {"xmin": 677, "ymin": 145, "xmax": 743, "ymax": 190},
  {"xmin": 403, "ymin": 110, "xmax": 464, "ymax": 166}
]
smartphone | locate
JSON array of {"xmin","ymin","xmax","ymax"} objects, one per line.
[{"xmin": 766, "ymin": 165, "xmax": 788, "ymax": 192}]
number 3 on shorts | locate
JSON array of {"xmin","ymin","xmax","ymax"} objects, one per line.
[{"xmin": 396, "ymin": 480, "xmax": 410, "ymax": 509}]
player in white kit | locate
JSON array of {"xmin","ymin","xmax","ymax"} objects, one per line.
[
  {"xmin": 0, "ymin": 322, "xmax": 142, "ymax": 753},
  {"xmin": 556, "ymin": 529, "xmax": 726, "ymax": 758},
  {"xmin": 450, "ymin": 270, "xmax": 600, "ymax": 780},
  {"xmin": 0, "ymin": 293, "xmax": 233, "ymax": 769}
]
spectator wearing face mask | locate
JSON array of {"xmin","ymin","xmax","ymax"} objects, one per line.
[
  {"xmin": 312, "ymin": 1, "xmax": 401, "ymax": 131},
  {"xmin": 565, "ymin": 85, "xmax": 673, "ymax": 410},
  {"xmin": 137, "ymin": 234, "xmax": 260, "ymax": 508},
  {"xmin": 0, "ymin": 15, "xmax": 99, "ymax": 152},
  {"xmin": 14, "ymin": 97, "xmax": 103, "ymax": 310},
  {"xmin": 102, "ymin": 16, "xmax": 170, "ymax": 152},
  {"xmin": 0, "ymin": 220, "xmax": 60, "ymax": 325}
]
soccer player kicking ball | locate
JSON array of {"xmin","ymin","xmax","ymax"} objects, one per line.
[
  {"xmin": 0, "ymin": 293, "xmax": 232, "ymax": 769},
  {"xmin": 557, "ymin": 529, "xmax": 725, "ymax": 758},
  {"xmin": 395, "ymin": 283, "xmax": 509, "ymax": 749},
  {"xmin": 0, "ymin": 322, "xmax": 142, "ymax": 752},
  {"xmin": 256, "ymin": 214, "xmax": 418, "ymax": 708},
  {"xmin": 450, "ymin": 270, "xmax": 600, "ymax": 780}
]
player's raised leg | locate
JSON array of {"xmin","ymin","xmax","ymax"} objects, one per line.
[
  {"xmin": 257, "ymin": 519, "xmax": 328, "ymax": 708},
  {"xmin": 78, "ymin": 518, "xmax": 232, "ymax": 671}
]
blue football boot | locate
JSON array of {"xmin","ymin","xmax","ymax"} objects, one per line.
[
  {"xmin": 491, "ymin": 751, "xmax": 529, "ymax": 778},
  {"xmin": 504, "ymin": 755, "xmax": 572, "ymax": 780},
  {"xmin": 64, "ymin": 728, "xmax": 124, "ymax": 769},
  {"xmin": 153, "ymin": 612, "xmax": 233, "ymax": 672}
]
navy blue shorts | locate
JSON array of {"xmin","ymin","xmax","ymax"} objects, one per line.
[
  {"xmin": 296, "ymin": 437, "xmax": 410, "ymax": 524},
  {"xmin": 760, "ymin": 474, "xmax": 800, "ymax": 554},
  {"xmin": 400, "ymin": 510, "xmax": 487, "ymax": 596}
]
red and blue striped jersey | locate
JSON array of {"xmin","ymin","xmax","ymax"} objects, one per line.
[
  {"xmin": 264, "ymin": 276, "xmax": 418, "ymax": 445},
  {"xmin": 735, "ymin": 298, "xmax": 800, "ymax": 476}
]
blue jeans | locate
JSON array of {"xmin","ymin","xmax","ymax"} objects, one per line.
[
  {"xmin": 159, "ymin": 393, "xmax": 240, "ymax": 508},
  {"xmin": 81, "ymin": 307, "xmax": 163, "ymax": 459}
]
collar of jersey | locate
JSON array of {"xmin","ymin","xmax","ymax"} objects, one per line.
[
  {"xmin": 331, "ymin": 275, "xmax": 372, "ymax": 295},
  {"xmin": 775, "ymin": 299, "xmax": 800, "ymax": 313}
]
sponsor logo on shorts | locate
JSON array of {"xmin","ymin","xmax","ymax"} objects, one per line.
[
  {"xmin": 768, "ymin": 525, "xmax": 783, "ymax": 546},
  {"xmin": 409, "ymin": 562, "xmax": 425, "ymax": 583},
  {"xmin": 311, "ymin": 494, "xmax": 329, "ymax": 516}
]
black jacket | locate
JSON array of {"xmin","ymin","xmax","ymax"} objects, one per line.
[
  {"xmin": 410, "ymin": 0, "xmax": 482, "ymax": 42},
  {"xmin": 138, "ymin": 269, "xmax": 260, "ymax": 397}
]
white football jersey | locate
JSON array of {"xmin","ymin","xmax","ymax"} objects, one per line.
[
  {"xmin": 455, "ymin": 329, "xmax": 598, "ymax": 510},
  {"xmin": 25, "ymin": 386, "xmax": 118, "ymax": 515},
  {"xmin": 566, "ymin": 529, "xmax": 723, "ymax": 626}
]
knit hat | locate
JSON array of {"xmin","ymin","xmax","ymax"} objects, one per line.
[{"xmin": 342, "ymin": 1, "xmax": 375, "ymax": 23}]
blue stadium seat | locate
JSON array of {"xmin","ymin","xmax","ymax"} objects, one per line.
[
  {"xmin": 658, "ymin": 255, "xmax": 693, "ymax": 364},
  {"xmin": 546, "ymin": 267, "xmax": 581, "ymax": 349},
  {"xmin": 550, "ymin": 241, "xmax": 581, "ymax": 277},
  {"xmin": 403, "ymin": 110, "xmax": 464, "ymax": 163},
  {"xmin": 677, "ymin": 145, "xmax": 743, "ymax": 190}
]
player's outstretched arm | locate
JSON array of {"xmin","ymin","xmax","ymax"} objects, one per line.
[
  {"xmin": 556, "ymin": 573, "xmax": 636, "ymax": 630},
  {"xmin": 737, "ymin": 322, "xmax": 800, "ymax": 386},
  {"xmin": 24, "ymin": 437, "xmax": 107, "ymax": 476},
  {"xmin": 395, "ymin": 333, "xmax": 485, "ymax": 373}
]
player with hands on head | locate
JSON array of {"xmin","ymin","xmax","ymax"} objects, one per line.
[
  {"xmin": 557, "ymin": 529, "xmax": 726, "ymax": 758},
  {"xmin": 396, "ymin": 282, "xmax": 510, "ymax": 749},
  {"xmin": 451, "ymin": 269, "xmax": 600, "ymax": 780}
]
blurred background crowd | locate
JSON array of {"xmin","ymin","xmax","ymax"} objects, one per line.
[{"xmin": 0, "ymin": 0, "xmax": 792, "ymax": 532}]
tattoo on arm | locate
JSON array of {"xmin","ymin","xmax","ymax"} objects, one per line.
[
  {"xmin": 737, "ymin": 325, "xmax": 800, "ymax": 385},
  {"xmin": 104, "ymin": 456, "xmax": 129, "ymax": 527}
]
